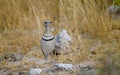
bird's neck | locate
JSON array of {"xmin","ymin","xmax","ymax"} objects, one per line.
[{"xmin": 44, "ymin": 26, "xmax": 51, "ymax": 36}]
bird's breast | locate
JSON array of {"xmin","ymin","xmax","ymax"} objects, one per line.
[
  {"xmin": 40, "ymin": 36, "xmax": 56, "ymax": 50},
  {"xmin": 42, "ymin": 35, "xmax": 54, "ymax": 41}
]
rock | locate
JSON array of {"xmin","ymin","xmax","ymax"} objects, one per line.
[
  {"xmin": 54, "ymin": 63, "xmax": 73, "ymax": 71},
  {"xmin": 54, "ymin": 29, "xmax": 72, "ymax": 55},
  {"xmin": 76, "ymin": 61, "xmax": 97, "ymax": 75},
  {"xmin": 107, "ymin": 5, "xmax": 120, "ymax": 20},
  {"xmin": 30, "ymin": 68, "xmax": 42, "ymax": 75},
  {"xmin": 78, "ymin": 66, "xmax": 96, "ymax": 75},
  {"xmin": 46, "ymin": 64, "xmax": 74, "ymax": 75},
  {"xmin": 107, "ymin": 5, "xmax": 119, "ymax": 14}
]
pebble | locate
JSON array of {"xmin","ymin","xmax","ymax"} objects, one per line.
[{"xmin": 30, "ymin": 68, "xmax": 42, "ymax": 75}]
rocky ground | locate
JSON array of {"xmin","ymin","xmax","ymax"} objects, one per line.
[
  {"xmin": 0, "ymin": 33, "xmax": 100, "ymax": 75},
  {"xmin": 0, "ymin": 59, "xmax": 96, "ymax": 75},
  {"xmin": 0, "ymin": 32, "xmax": 119, "ymax": 75},
  {"xmin": 0, "ymin": 5, "xmax": 119, "ymax": 75}
]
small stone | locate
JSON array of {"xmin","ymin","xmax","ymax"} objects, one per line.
[
  {"xmin": 107, "ymin": 5, "xmax": 119, "ymax": 14},
  {"xmin": 30, "ymin": 68, "xmax": 42, "ymax": 75},
  {"xmin": 54, "ymin": 63, "xmax": 73, "ymax": 71}
]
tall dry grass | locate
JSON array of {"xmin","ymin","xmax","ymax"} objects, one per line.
[{"xmin": 0, "ymin": 0, "xmax": 120, "ymax": 73}]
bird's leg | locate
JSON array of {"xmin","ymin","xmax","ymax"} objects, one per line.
[
  {"xmin": 50, "ymin": 51, "xmax": 56, "ymax": 65},
  {"xmin": 45, "ymin": 56, "xmax": 48, "ymax": 63}
]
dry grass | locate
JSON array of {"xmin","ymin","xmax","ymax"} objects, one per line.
[{"xmin": 0, "ymin": 0, "xmax": 120, "ymax": 74}]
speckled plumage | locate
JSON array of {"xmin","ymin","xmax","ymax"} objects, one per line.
[{"xmin": 40, "ymin": 21, "xmax": 55, "ymax": 60}]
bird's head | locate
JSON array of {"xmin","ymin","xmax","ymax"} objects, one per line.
[{"xmin": 44, "ymin": 21, "xmax": 52, "ymax": 27}]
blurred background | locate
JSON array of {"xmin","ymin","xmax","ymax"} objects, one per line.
[{"xmin": 0, "ymin": 0, "xmax": 120, "ymax": 75}]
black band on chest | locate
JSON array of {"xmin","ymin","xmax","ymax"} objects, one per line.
[{"xmin": 42, "ymin": 37, "xmax": 54, "ymax": 41}]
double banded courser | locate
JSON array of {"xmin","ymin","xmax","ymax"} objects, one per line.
[{"xmin": 40, "ymin": 21, "xmax": 55, "ymax": 60}]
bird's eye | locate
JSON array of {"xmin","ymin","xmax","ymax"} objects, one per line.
[
  {"xmin": 44, "ymin": 21, "xmax": 52, "ymax": 24},
  {"xmin": 44, "ymin": 22, "xmax": 48, "ymax": 24}
]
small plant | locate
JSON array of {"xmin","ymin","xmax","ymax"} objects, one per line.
[{"xmin": 114, "ymin": 0, "xmax": 120, "ymax": 6}]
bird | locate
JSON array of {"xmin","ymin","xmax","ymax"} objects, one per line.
[{"xmin": 40, "ymin": 21, "xmax": 56, "ymax": 60}]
